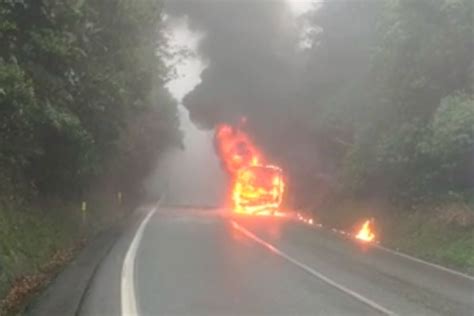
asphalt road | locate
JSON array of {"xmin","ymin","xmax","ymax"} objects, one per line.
[{"xmin": 79, "ymin": 206, "xmax": 474, "ymax": 316}]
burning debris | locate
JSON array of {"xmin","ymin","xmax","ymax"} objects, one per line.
[
  {"xmin": 355, "ymin": 219, "xmax": 376, "ymax": 242},
  {"xmin": 214, "ymin": 123, "xmax": 285, "ymax": 215}
]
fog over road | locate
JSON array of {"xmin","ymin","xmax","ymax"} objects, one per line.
[{"xmin": 78, "ymin": 206, "xmax": 473, "ymax": 316}]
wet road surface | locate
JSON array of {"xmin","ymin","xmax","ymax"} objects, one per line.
[{"xmin": 79, "ymin": 206, "xmax": 474, "ymax": 316}]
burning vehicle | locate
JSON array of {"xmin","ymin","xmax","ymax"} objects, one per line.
[
  {"xmin": 233, "ymin": 164, "xmax": 284, "ymax": 215},
  {"xmin": 214, "ymin": 123, "xmax": 285, "ymax": 215}
]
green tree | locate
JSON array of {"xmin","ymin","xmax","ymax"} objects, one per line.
[
  {"xmin": 0, "ymin": 0, "xmax": 180, "ymax": 203},
  {"xmin": 341, "ymin": 0, "xmax": 474, "ymax": 201}
]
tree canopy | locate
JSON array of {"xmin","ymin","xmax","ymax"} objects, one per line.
[{"xmin": 0, "ymin": 0, "xmax": 180, "ymax": 205}]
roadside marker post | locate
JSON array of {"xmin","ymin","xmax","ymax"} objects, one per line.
[
  {"xmin": 117, "ymin": 191, "xmax": 123, "ymax": 205},
  {"xmin": 81, "ymin": 201, "xmax": 87, "ymax": 225},
  {"xmin": 117, "ymin": 191, "xmax": 125, "ymax": 218}
]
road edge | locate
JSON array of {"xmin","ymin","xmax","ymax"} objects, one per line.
[
  {"xmin": 120, "ymin": 206, "xmax": 158, "ymax": 316},
  {"xmin": 25, "ymin": 224, "xmax": 121, "ymax": 316},
  {"xmin": 292, "ymin": 220, "xmax": 474, "ymax": 281},
  {"xmin": 72, "ymin": 227, "xmax": 122, "ymax": 316}
]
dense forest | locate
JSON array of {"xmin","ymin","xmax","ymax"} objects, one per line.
[
  {"xmin": 0, "ymin": 0, "xmax": 179, "ymax": 205},
  {"xmin": 300, "ymin": 0, "xmax": 474, "ymax": 205},
  {"xmin": 0, "ymin": 0, "xmax": 179, "ymax": 311}
]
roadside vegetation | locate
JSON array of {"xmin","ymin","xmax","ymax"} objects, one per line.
[
  {"xmin": 319, "ymin": 198, "xmax": 474, "ymax": 274},
  {"xmin": 383, "ymin": 209, "xmax": 474, "ymax": 274},
  {"xmin": 0, "ymin": 0, "xmax": 180, "ymax": 313},
  {"xmin": 292, "ymin": 0, "xmax": 474, "ymax": 274}
]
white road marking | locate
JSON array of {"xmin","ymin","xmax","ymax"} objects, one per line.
[
  {"xmin": 232, "ymin": 221, "xmax": 397, "ymax": 316},
  {"xmin": 302, "ymin": 218, "xmax": 474, "ymax": 281},
  {"xmin": 375, "ymin": 244, "xmax": 474, "ymax": 281},
  {"xmin": 121, "ymin": 207, "xmax": 157, "ymax": 316}
]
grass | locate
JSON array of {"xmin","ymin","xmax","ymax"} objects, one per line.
[
  {"xmin": 382, "ymin": 211, "xmax": 474, "ymax": 274},
  {"xmin": 0, "ymin": 206, "xmax": 76, "ymax": 298},
  {"xmin": 0, "ymin": 198, "xmax": 123, "ymax": 315}
]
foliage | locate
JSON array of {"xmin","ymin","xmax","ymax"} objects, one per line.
[
  {"xmin": 0, "ymin": 0, "xmax": 180, "ymax": 202},
  {"xmin": 294, "ymin": 0, "xmax": 474, "ymax": 205},
  {"xmin": 0, "ymin": 206, "xmax": 81, "ymax": 306},
  {"xmin": 382, "ymin": 207, "xmax": 474, "ymax": 274},
  {"xmin": 0, "ymin": 200, "xmax": 115, "ymax": 314},
  {"xmin": 0, "ymin": 60, "xmax": 39, "ymax": 202},
  {"xmin": 416, "ymin": 93, "xmax": 474, "ymax": 196},
  {"xmin": 0, "ymin": 1, "xmax": 179, "ymax": 307}
]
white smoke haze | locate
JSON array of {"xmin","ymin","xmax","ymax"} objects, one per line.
[
  {"xmin": 144, "ymin": 13, "xmax": 227, "ymax": 207},
  {"xmin": 156, "ymin": 107, "xmax": 228, "ymax": 207}
]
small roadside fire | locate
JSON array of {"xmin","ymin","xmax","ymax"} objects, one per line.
[
  {"xmin": 355, "ymin": 219, "xmax": 375, "ymax": 242},
  {"xmin": 214, "ymin": 123, "xmax": 285, "ymax": 215}
]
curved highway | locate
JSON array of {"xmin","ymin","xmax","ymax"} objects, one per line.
[{"xmin": 78, "ymin": 206, "xmax": 474, "ymax": 316}]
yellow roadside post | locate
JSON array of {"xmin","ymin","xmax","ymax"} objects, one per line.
[
  {"xmin": 81, "ymin": 201, "xmax": 87, "ymax": 225},
  {"xmin": 117, "ymin": 191, "xmax": 125, "ymax": 218},
  {"xmin": 117, "ymin": 191, "xmax": 122, "ymax": 205}
]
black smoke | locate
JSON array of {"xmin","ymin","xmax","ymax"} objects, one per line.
[{"xmin": 163, "ymin": 0, "xmax": 379, "ymax": 209}]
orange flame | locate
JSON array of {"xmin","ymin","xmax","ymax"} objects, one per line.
[
  {"xmin": 232, "ymin": 164, "xmax": 285, "ymax": 215},
  {"xmin": 214, "ymin": 123, "xmax": 285, "ymax": 215},
  {"xmin": 355, "ymin": 219, "xmax": 375, "ymax": 242},
  {"xmin": 215, "ymin": 124, "xmax": 262, "ymax": 174}
]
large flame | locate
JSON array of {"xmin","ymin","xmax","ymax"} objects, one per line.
[
  {"xmin": 232, "ymin": 164, "xmax": 285, "ymax": 215},
  {"xmin": 214, "ymin": 124, "xmax": 285, "ymax": 215},
  {"xmin": 215, "ymin": 124, "xmax": 262, "ymax": 174},
  {"xmin": 355, "ymin": 219, "xmax": 375, "ymax": 242}
]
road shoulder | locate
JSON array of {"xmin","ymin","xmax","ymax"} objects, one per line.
[{"xmin": 25, "ymin": 224, "xmax": 122, "ymax": 316}]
